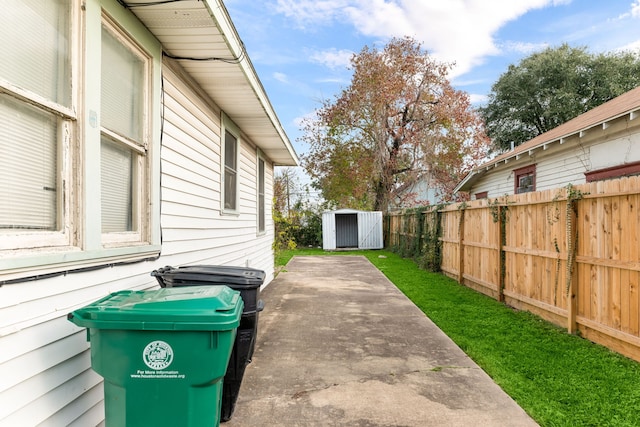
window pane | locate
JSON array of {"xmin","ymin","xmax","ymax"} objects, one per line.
[
  {"xmin": 258, "ymin": 158, "xmax": 265, "ymax": 231},
  {"xmin": 0, "ymin": 94, "xmax": 58, "ymax": 230},
  {"xmin": 101, "ymin": 137, "xmax": 134, "ymax": 233},
  {"xmin": 225, "ymin": 169, "xmax": 237, "ymax": 210},
  {"xmin": 225, "ymin": 131, "xmax": 236, "ymax": 169},
  {"xmin": 101, "ymin": 26, "xmax": 144, "ymax": 143},
  {"xmin": 0, "ymin": 0, "xmax": 71, "ymax": 106},
  {"xmin": 224, "ymin": 130, "xmax": 237, "ymax": 210}
]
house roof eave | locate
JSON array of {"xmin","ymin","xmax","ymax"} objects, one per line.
[{"xmin": 124, "ymin": 0, "xmax": 299, "ymax": 166}]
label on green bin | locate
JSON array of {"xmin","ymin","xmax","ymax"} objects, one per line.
[
  {"xmin": 143, "ymin": 340, "xmax": 174, "ymax": 370},
  {"xmin": 129, "ymin": 340, "xmax": 186, "ymax": 379}
]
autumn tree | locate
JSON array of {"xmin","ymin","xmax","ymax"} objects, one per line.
[
  {"xmin": 480, "ymin": 44, "xmax": 640, "ymax": 151},
  {"xmin": 301, "ymin": 36, "xmax": 490, "ymax": 211}
]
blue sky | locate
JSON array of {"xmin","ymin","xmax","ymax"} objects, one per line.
[{"xmin": 225, "ymin": 0, "xmax": 640, "ymax": 161}]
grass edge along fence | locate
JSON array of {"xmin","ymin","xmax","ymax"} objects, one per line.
[
  {"xmin": 385, "ymin": 175, "xmax": 640, "ymax": 363},
  {"xmin": 277, "ymin": 249, "xmax": 640, "ymax": 427}
]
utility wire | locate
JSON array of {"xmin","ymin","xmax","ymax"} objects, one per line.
[{"xmin": 116, "ymin": 0, "xmax": 248, "ymax": 65}]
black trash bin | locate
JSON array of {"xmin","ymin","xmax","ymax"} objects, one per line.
[{"xmin": 151, "ymin": 265, "xmax": 265, "ymax": 422}]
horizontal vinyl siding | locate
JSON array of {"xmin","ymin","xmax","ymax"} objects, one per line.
[
  {"xmin": 1, "ymin": 65, "xmax": 277, "ymax": 425},
  {"xmin": 471, "ymin": 114, "xmax": 640, "ymax": 198},
  {"xmin": 475, "ymin": 169, "xmax": 514, "ymax": 199},
  {"xmin": 0, "ymin": 263, "xmax": 159, "ymax": 425},
  {"xmin": 472, "ymin": 143, "xmax": 591, "ymax": 197},
  {"xmin": 159, "ymin": 65, "xmax": 274, "ymax": 277},
  {"xmin": 535, "ymin": 145, "xmax": 589, "ymax": 191}
]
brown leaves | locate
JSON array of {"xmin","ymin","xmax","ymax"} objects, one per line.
[{"xmin": 301, "ymin": 36, "xmax": 490, "ymax": 210}]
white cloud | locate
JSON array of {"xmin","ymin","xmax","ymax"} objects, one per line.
[
  {"xmin": 273, "ymin": 72, "xmax": 289, "ymax": 83},
  {"xmin": 616, "ymin": 0, "xmax": 640, "ymax": 19},
  {"xmin": 499, "ymin": 41, "xmax": 549, "ymax": 54},
  {"xmin": 469, "ymin": 93, "xmax": 489, "ymax": 105},
  {"xmin": 632, "ymin": 0, "xmax": 640, "ymax": 17},
  {"xmin": 273, "ymin": 0, "xmax": 567, "ymax": 78},
  {"xmin": 616, "ymin": 39, "xmax": 640, "ymax": 53},
  {"xmin": 345, "ymin": 0, "xmax": 564, "ymax": 78},
  {"xmin": 309, "ymin": 48, "xmax": 354, "ymax": 69},
  {"xmin": 275, "ymin": 0, "xmax": 345, "ymax": 28},
  {"xmin": 293, "ymin": 111, "xmax": 319, "ymax": 128}
]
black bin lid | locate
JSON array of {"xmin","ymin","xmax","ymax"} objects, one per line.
[{"xmin": 152, "ymin": 265, "xmax": 266, "ymax": 288}]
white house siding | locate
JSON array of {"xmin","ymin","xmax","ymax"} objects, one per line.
[
  {"xmin": 588, "ymin": 116, "xmax": 640, "ymax": 170},
  {"xmin": 160, "ymin": 64, "xmax": 275, "ymax": 282},
  {"xmin": 0, "ymin": 64, "xmax": 277, "ymax": 426},
  {"xmin": 470, "ymin": 115, "xmax": 640, "ymax": 199},
  {"xmin": 0, "ymin": 263, "xmax": 159, "ymax": 426}
]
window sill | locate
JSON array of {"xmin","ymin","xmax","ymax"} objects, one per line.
[
  {"xmin": 221, "ymin": 209, "xmax": 240, "ymax": 217},
  {"xmin": 0, "ymin": 244, "xmax": 161, "ymax": 284}
]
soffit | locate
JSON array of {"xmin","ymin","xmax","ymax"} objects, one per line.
[{"xmin": 123, "ymin": 0, "xmax": 298, "ymax": 166}]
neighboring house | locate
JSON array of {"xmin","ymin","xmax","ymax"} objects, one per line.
[
  {"xmin": 454, "ymin": 86, "xmax": 640, "ymax": 199},
  {"xmin": 394, "ymin": 173, "xmax": 441, "ymax": 208},
  {"xmin": 0, "ymin": 1, "xmax": 297, "ymax": 425}
]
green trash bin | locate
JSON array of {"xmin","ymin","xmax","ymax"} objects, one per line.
[{"xmin": 68, "ymin": 286, "xmax": 244, "ymax": 427}]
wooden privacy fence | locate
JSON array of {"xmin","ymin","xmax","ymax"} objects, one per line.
[{"xmin": 385, "ymin": 175, "xmax": 640, "ymax": 362}]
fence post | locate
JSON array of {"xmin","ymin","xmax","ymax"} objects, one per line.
[
  {"xmin": 567, "ymin": 201, "xmax": 578, "ymax": 334},
  {"xmin": 458, "ymin": 208, "xmax": 465, "ymax": 284},
  {"xmin": 498, "ymin": 205, "xmax": 505, "ymax": 302}
]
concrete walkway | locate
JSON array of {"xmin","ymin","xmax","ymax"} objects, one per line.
[{"xmin": 225, "ymin": 256, "xmax": 538, "ymax": 426}]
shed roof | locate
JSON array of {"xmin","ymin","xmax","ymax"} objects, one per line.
[
  {"xmin": 124, "ymin": 0, "xmax": 298, "ymax": 166},
  {"xmin": 324, "ymin": 209, "xmax": 382, "ymax": 214},
  {"xmin": 455, "ymin": 86, "xmax": 640, "ymax": 192}
]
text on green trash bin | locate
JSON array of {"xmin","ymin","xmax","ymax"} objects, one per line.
[
  {"xmin": 128, "ymin": 340, "xmax": 186, "ymax": 379},
  {"xmin": 130, "ymin": 370, "xmax": 186, "ymax": 379}
]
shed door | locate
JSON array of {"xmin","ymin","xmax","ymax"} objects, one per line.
[
  {"xmin": 357, "ymin": 211, "xmax": 383, "ymax": 249},
  {"xmin": 335, "ymin": 214, "xmax": 358, "ymax": 248}
]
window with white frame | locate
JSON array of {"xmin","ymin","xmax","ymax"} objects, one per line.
[
  {"xmin": 257, "ymin": 156, "xmax": 265, "ymax": 233},
  {"xmin": 0, "ymin": 0, "xmax": 73, "ymax": 251},
  {"xmin": 0, "ymin": 0, "xmax": 161, "ymax": 278},
  {"xmin": 223, "ymin": 125, "xmax": 239, "ymax": 212},
  {"xmin": 100, "ymin": 18, "xmax": 149, "ymax": 244}
]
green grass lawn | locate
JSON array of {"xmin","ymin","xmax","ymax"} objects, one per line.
[{"xmin": 276, "ymin": 248, "xmax": 640, "ymax": 427}]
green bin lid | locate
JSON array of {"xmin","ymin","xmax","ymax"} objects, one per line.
[{"xmin": 68, "ymin": 286, "xmax": 243, "ymax": 331}]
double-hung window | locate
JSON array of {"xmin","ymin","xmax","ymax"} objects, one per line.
[
  {"xmin": 100, "ymin": 18, "xmax": 149, "ymax": 244},
  {"xmin": 0, "ymin": 0, "xmax": 161, "ymax": 280},
  {"xmin": 222, "ymin": 117, "xmax": 240, "ymax": 213},
  {"xmin": 0, "ymin": 0, "xmax": 74, "ymax": 251},
  {"xmin": 257, "ymin": 156, "xmax": 266, "ymax": 233}
]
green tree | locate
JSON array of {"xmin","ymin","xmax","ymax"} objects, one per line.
[
  {"xmin": 301, "ymin": 36, "xmax": 490, "ymax": 211},
  {"xmin": 480, "ymin": 44, "xmax": 640, "ymax": 151},
  {"xmin": 272, "ymin": 168, "xmax": 324, "ymax": 253}
]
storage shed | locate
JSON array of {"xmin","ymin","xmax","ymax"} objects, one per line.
[{"xmin": 322, "ymin": 209, "xmax": 384, "ymax": 250}]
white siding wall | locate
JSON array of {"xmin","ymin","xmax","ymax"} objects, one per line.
[
  {"xmin": 470, "ymin": 116, "xmax": 640, "ymax": 198},
  {"xmin": 159, "ymin": 65, "xmax": 275, "ymax": 282},
  {"xmin": 0, "ymin": 64, "xmax": 277, "ymax": 426}
]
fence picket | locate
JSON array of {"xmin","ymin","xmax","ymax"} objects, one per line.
[{"xmin": 384, "ymin": 175, "xmax": 640, "ymax": 362}]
